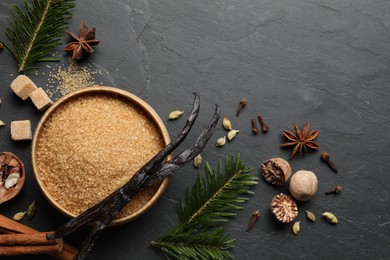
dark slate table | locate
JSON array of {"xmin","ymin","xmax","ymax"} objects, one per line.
[{"xmin": 0, "ymin": 0, "xmax": 389, "ymax": 259}]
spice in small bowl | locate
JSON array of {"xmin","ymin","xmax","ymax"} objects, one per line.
[{"xmin": 0, "ymin": 152, "xmax": 25, "ymax": 205}]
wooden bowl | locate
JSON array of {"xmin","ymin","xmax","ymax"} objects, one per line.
[
  {"xmin": 0, "ymin": 152, "xmax": 25, "ymax": 205},
  {"xmin": 32, "ymin": 87, "xmax": 170, "ymax": 225}
]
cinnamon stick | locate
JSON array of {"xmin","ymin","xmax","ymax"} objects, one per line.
[
  {"xmin": 0, "ymin": 214, "xmax": 77, "ymax": 259},
  {"xmin": 0, "ymin": 245, "xmax": 61, "ymax": 256},
  {"xmin": 0, "ymin": 232, "xmax": 61, "ymax": 246},
  {"xmin": 0, "ymin": 232, "xmax": 62, "ymax": 256},
  {"xmin": 0, "ymin": 214, "xmax": 36, "ymax": 234}
]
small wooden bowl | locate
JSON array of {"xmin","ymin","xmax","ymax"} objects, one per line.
[
  {"xmin": 32, "ymin": 87, "xmax": 170, "ymax": 225},
  {"xmin": 0, "ymin": 152, "xmax": 25, "ymax": 205}
]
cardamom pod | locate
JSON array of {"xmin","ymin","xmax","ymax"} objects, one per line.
[
  {"xmin": 292, "ymin": 221, "xmax": 300, "ymax": 235},
  {"xmin": 305, "ymin": 210, "xmax": 316, "ymax": 222},
  {"xmin": 27, "ymin": 200, "xmax": 37, "ymax": 220},
  {"xmin": 168, "ymin": 110, "xmax": 184, "ymax": 120},
  {"xmin": 216, "ymin": 136, "xmax": 226, "ymax": 147},
  {"xmin": 193, "ymin": 154, "xmax": 202, "ymax": 168},
  {"xmin": 322, "ymin": 212, "xmax": 338, "ymax": 224},
  {"xmin": 13, "ymin": 211, "xmax": 26, "ymax": 221},
  {"xmin": 227, "ymin": 129, "xmax": 239, "ymax": 141},
  {"xmin": 4, "ymin": 172, "xmax": 20, "ymax": 189},
  {"xmin": 222, "ymin": 117, "xmax": 232, "ymax": 131}
]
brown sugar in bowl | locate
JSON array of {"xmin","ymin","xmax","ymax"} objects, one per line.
[{"xmin": 32, "ymin": 86, "xmax": 171, "ymax": 225}]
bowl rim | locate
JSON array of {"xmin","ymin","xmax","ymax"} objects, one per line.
[{"xmin": 31, "ymin": 86, "xmax": 171, "ymax": 225}]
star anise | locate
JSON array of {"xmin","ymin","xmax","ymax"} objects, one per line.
[
  {"xmin": 282, "ymin": 122, "xmax": 319, "ymax": 159},
  {"xmin": 64, "ymin": 21, "xmax": 100, "ymax": 60}
]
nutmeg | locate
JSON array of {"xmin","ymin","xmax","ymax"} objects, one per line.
[
  {"xmin": 270, "ymin": 193, "xmax": 298, "ymax": 223},
  {"xmin": 289, "ymin": 170, "xmax": 318, "ymax": 201},
  {"xmin": 261, "ymin": 158, "xmax": 291, "ymax": 186}
]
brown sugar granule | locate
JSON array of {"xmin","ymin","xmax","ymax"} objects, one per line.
[
  {"xmin": 46, "ymin": 62, "xmax": 100, "ymax": 98},
  {"xmin": 35, "ymin": 93, "xmax": 165, "ymax": 217}
]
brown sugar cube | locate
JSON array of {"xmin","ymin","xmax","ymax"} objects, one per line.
[
  {"xmin": 10, "ymin": 75, "xmax": 38, "ymax": 100},
  {"xmin": 10, "ymin": 120, "xmax": 32, "ymax": 141},
  {"xmin": 29, "ymin": 87, "xmax": 53, "ymax": 111}
]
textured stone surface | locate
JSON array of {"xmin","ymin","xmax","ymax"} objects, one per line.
[{"xmin": 1, "ymin": 0, "xmax": 390, "ymax": 259}]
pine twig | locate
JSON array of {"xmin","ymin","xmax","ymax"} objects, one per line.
[
  {"xmin": 178, "ymin": 156, "xmax": 257, "ymax": 229},
  {"xmin": 5, "ymin": 0, "xmax": 75, "ymax": 72},
  {"xmin": 152, "ymin": 227, "xmax": 235, "ymax": 260},
  {"xmin": 152, "ymin": 155, "xmax": 258, "ymax": 259}
]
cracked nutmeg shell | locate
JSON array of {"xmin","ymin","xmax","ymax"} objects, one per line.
[
  {"xmin": 260, "ymin": 158, "xmax": 291, "ymax": 186},
  {"xmin": 270, "ymin": 193, "xmax": 298, "ymax": 223}
]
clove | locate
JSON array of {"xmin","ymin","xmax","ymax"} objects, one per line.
[
  {"xmin": 321, "ymin": 152, "xmax": 338, "ymax": 173},
  {"xmin": 257, "ymin": 115, "xmax": 269, "ymax": 133},
  {"xmin": 236, "ymin": 98, "xmax": 247, "ymax": 117},
  {"xmin": 245, "ymin": 210, "xmax": 261, "ymax": 231},
  {"xmin": 251, "ymin": 119, "xmax": 259, "ymax": 134},
  {"xmin": 325, "ymin": 185, "xmax": 342, "ymax": 195}
]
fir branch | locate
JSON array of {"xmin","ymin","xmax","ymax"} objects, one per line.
[
  {"xmin": 178, "ymin": 155, "xmax": 257, "ymax": 229},
  {"xmin": 152, "ymin": 227, "xmax": 234, "ymax": 260},
  {"xmin": 5, "ymin": 0, "xmax": 75, "ymax": 72},
  {"xmin": 152, "ymin": 156, "xmax": 257, "ymax": 259}
]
